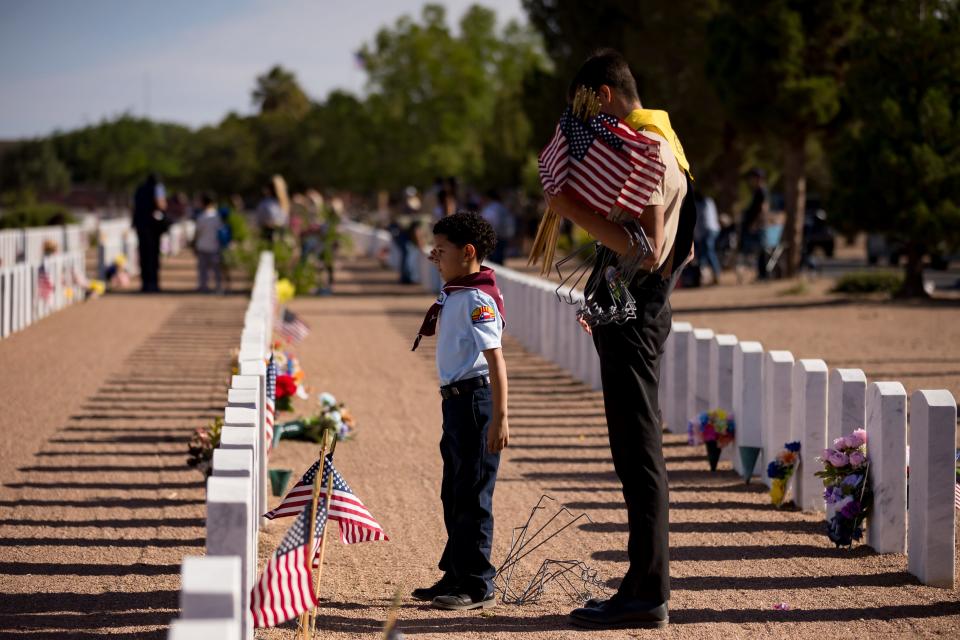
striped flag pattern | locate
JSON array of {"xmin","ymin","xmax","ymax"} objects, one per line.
[
  {"xmin": 264, "ymin": 455, "xmax": 388, "ymax": 546},
  {"xmin": 539, "ymin": 107, "xmax": 666, "ymax": 219},
  {"xmin": 265, "ymin": 354, "xmax": 276, "ymax": 453},
  {"xmin": 955, "ymin": 482, "xmax": 960, "ymax": 510},
  {"xmin": 279, "ymin": 309, "xmax": 310, "ymax": 343},
  {"xmin": 250, "ymin": 499, "xmax": 327, "ymax": 628}
]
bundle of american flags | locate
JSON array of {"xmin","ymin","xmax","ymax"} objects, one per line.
[
  {"xmin": 250, "ymin": 498, "xmax": 327, "ymax": 628},
  {"xmin": 265, "ymin": 454, "xmax": 388, "ymax": 547},
  {"xmin": 539, "ymin": 105, "xmax": 666, "ymax": 221},
  {"xmin": 279, "ymin": 309, "xmax": 310, "ymax": 344},
  {"xmin": 265, "ymin": 353, "xmax": 277, "ymax": 453}
]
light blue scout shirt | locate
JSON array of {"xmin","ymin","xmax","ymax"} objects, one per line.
[{"xmin": 435, "ymin": 288, "xmax": 504, "ymax": 386}]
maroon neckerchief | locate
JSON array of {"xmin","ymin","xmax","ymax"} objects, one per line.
[{"xmin": 412, "ymin": 265, "xmax": 505, "ymax": 351}]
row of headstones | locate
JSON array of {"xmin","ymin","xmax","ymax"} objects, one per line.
[
  {"xmin": 345, "ymin": 221, "xmax": 957, "ymax": 588},
  {"xmin": 169, "ymin": 251, "xmax": 275, "ymax": 640},
  {"xmin": 0, "ymin": 251, "xmax": 86, "ymax": 339},
  {"xmin": 0, "ymin": 223, "xmax": 85, "ymax": 266},
  {"xmin": 660, "ymin": 323, "xmax": 956, "ymax": 588}
]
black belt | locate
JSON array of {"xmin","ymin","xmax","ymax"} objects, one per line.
[{"xmin": 440, "ymin": 375, "xmax": 490, "ymax": 399}]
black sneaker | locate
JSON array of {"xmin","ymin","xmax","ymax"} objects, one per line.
[
  {"xmin": 411, "ymin": 576, "xmax": 456, "ymax": 602},
  {"xmin": 431, "ymin": 592, "xmax": 496, "ymax": 611}
]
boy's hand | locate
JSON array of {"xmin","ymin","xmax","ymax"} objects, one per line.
[{"xmin": 487, "ymin": 416, "xmax": 509, "ymax": 453}]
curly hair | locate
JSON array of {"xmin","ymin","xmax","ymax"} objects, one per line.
[{"xmin": 432, "ymin": 210, "xmax": 497, "ymax": 261}]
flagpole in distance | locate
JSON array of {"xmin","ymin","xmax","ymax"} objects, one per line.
[
  {"xmin": 299, "ymin": 427, "xmax": 332, "ymax": 640},
  {"xmin": 310, "ymin": 434, "xmax": 339, "ymax": 638}
]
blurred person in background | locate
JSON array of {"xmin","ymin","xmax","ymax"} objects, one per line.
[
  {"xmin": 694, "ymin": 190, "xmax": 722, "ymax": 285},
  {"xmin": 479, "ymin": 189, "xmax": 513, "ymax": 264},
  {"xmin": 131, "ymin": 173, "xmax": 168, "ymax": 292}
]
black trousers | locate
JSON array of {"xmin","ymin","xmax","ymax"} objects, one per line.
[
  {"xmin": 437, "ymin": 385, "xmax": 500, "ymax": 598},
  {"xmin": 136, "ymin": 228, "xmax": 160, "ymax": 292},
  {"xmin": 590, "ymin": 269, "xmax": 672, "ymax": 604}
]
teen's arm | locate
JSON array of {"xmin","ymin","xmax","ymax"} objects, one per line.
[
  {"xmin": 545, "ymin": 188, "xmax": 665, "ymax": 270},
  {"xmin": 483, "ymin": 347, "xmax": 509, "ymax": 453}
]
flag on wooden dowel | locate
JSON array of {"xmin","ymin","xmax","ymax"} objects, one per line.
[
  {"xmin": 250, "ymin": 499, "xmax": 328, "ymax": 628},
  {"xmin": 264, "ymin": 455, "xmax": 389, "ymax": 546},
  {"xmin": 279, "ymin": 309, "xmax": 310, "ymax": 343},
  {"xmin": 265, "ymin": 353, "xmax": 277, "ymax": 452}
]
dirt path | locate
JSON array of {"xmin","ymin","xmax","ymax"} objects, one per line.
[
  {"xmin": 0, "ymin": 253, "xmax": 245, "ymax": 638},
  {"xmin": 259, "ymin": 257, "xmax": 960, "ymax": 640}
]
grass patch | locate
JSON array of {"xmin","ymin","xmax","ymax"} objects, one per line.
[
  {"xmin": 779, "ymin": 281, "xmax": 810, "ymax": 296},
  {"xmin": 831, "ymin": 271, "xmax": 903, "ymax": 295}
]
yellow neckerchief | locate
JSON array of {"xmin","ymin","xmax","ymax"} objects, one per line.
[{"xmin": 625, "ymin": 108, "xmax": 692, "ymax": 179}]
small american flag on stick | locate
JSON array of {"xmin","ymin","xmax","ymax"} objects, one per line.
[
  {"xmin": 265, "ymin": 354, "xmax": 277, "ymax": 452},
  {"xmin": 264, "ymin": 455, "xmax": 388, "ymax": 545},
  {"xmin": 279, "ymin": 309, "xmax": 310, "ymax": 343},
  {"xmin": 250, "ymin": 499, "xmax": 327, "ymax": 628}
]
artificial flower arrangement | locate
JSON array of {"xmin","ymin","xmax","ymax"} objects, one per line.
[
  {"xmin": 187, "ymin": 417, "xmax": 223, "ymax": 477},
  {"xmin": 767, "ymin": 441, "xmax": 801, "ymax": 507},
  {"xmin": 272, "ymin": 342, "xmax": 309, "ymax": 402},
  {"xmin": 687, "ymin": 409, "xmax": 736, "ymax": 471},
  {"xmin": 272, "ymin": 392, "xmax": 356, "ymax": 447},
  {"xmin": 276, "ymin": 278, "xmax": 295, "ymax": 304},
  {"xmin": 816, "ymin": 428, "xmax": 872, "ymax": 547}
]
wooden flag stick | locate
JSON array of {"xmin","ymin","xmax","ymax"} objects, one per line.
[
  {"xmin": 299, "ymin": 430, "xmax": 330, "ymax": 640},
  {"xmin": 309, "ymin": 435, "xmax": 339, "ymax": 638}
]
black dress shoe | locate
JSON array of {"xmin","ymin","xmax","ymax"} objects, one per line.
[
  {"xmin": 431, "ymin": 592, "xmax": 496, "ymax": 611},
  {"xmin": 569, "ymin": 598, "xmax": 668, "ymax": 629},
  {"xmin": 411, "ymin": 575, "xmax": 456, "ymax": 601}
]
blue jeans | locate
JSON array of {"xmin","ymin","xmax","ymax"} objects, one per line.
[
  {"xmin": 438, "ymin": 385, "xmax": 500, "ymax": 598},
  {"xmin": 697, "ymin": 230, "xmax": 721, "ymax": 278}
]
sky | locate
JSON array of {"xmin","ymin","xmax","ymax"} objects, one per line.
[{"xmin": 0, "ymin": 0, "xmax": 525, "ymax": 139}]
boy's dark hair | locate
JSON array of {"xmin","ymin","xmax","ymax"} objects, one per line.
[
  {"xmin": 433, "ymin": 211, "xmax": 497, "ymax": 261},
  {"xmin": 200, "ymin": 192, "xmax": 215, "ymax": 208},
  {"xmin": 567, "ymin": 48, "xmax": 640, "ymax": 103}
]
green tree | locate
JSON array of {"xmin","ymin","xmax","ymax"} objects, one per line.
[
  {"xmin": 52, "ymin": 115, "xmax": 190, "ymax": 196},
  {"xmin": 0, "ymin": 138, "xmax": 70, "ymax": 198},
  {"xmin": 357, "ymin": 3, "xmax": 546, "ymax": 189},
  {"xmin": 184, "ymin": 114, "xmax": 259, "ymax": 196},
  {"xmin": 706, "ymin": 0, "xmax": 862, "ymax": 275},
  {"xmin": 251, "ymin": 65, "xmax": 310, "ymax": 118},
  {"xmin": 831, "ymin": 0, "xmax": 960, "ymax": 297}
]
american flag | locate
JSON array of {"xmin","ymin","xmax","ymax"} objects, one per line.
[
  {"xmin": 265, "ymin": 354, "xmax": 277, "ymax": 453},
  {"xmin": 264, "ymin": 455, "xmax": 388, "ymax": 545},
  {"xmin": 250, "ymin": 498, "xmax": 327, "ymax": 628},
  {"xmin": 279, "ymin": 309, "xmax": 310, "ymax": 343},
  {"xmin": 38, "ymin": 264, "xmax": 53, "ymax": 302},
  {"xmin": 955, "ymin": 482, "xmax": 960, "ymax": 510},
  {"xmin": 539, "ymin": 106, "xmax": 666, "ymax": 219}
]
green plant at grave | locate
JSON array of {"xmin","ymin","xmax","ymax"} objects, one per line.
[
  {"xmin": 187, "ymin": 417, "xmax": 222, "ymax": 477},
  {"xmin": 831, "ymin": 271, "xmax": 903, "ymax": 295}
]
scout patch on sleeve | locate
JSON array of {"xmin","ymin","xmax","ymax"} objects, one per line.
[{"xmin": 471, "ymin": 305, "xmax": 496, "ymax": 324}]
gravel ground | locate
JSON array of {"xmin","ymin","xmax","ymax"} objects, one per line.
[
  {"xmin": 258, "ymin": 256, "xmax": 960, "ymax": 640},
  {"xmin": 0, "ymin": 254, "xmax": 245, "ymax": 638},
  {"xmin": 1, "ymin": 251, "xmax": 957, "ymax": 639}
]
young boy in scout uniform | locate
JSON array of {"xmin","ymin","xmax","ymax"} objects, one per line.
[{"xmin": 411, "ymin": 211, "xmax": 509, "ymax": 610}]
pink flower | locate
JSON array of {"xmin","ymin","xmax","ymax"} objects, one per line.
[
  {"xmin": 822, "ymin": 448, "xmax": 833, "ymax": 460},
  {"xmin": 848, "ymin": 429, "xmax": 867, "ymax": 448},
  {"xmin": 848, "ymin": 450, "xmax": 866, "ymax": 468},
  {"xmin": 833, "ymin": 436, "xmax": 850, "ymax": 450},
  {"xmin": 827, "ymin": 450, "xmax": 849, "ymax": 468}
]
